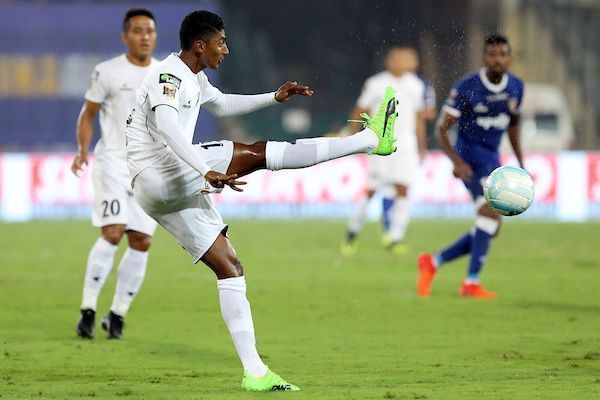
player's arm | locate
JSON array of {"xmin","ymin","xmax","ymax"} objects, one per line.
[
  {"xmin": 71, "ymin": 101, "xmax": 101, "ymax": 176},
  {"xmin": 416, "ymin": 111, "xmax": 427, "ymax": 162},
  {"xmin": 437, "ymin": 112, "xmax": 472, "ymax": 181},
  {"xmin": 507, "ymin": 114, "xmax": 525, "ymax": 169},
  {"xmin": 203, "ymin": 81, "xmax": 314, "ymax": 117},
  {"xmin": 154, "ymin": 105, "xmax": 245, "ymax": 192}
]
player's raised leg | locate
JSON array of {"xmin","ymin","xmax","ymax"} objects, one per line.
[
  {"xmin": 225, "ymin": 86, "xmax": 398, "ymax": 179},
  {"xmin": 77, "ymin": 224, "xmax": 124, "ymax": 338},
  {"xmin": 201, "ymin": 235, "xmax": 299, "ymax": 391}
]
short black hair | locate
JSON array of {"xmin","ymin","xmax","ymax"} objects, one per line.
[
  {"xmin": 484, "ymin": 34, "xmax": 510, "ymax": 53},
  {"xmin": 179, "ymin": 10, "xmax": 225, "ymax": 50},
  {"xmin": 123, "ymin": 8, "xmax": 155, "ymax": 32}
]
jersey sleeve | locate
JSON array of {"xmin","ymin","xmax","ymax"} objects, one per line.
[
  {"xmin": 356, "ymin": 78, "xmax": 380, "ymax": 110},
  {"xmin": 508, "ymin": 79, "xmax": 524, "ymax": 116},
  {"xmin": 442, "ymin": 80, "xmax": 468, "ymax": 118},
  {"xmin": 147, "ymin": 72, "xmax": 182, "ymax": 111},
  {"xmin": 84, "ymin": 66, "xmax": 109, "ymax": 104}
]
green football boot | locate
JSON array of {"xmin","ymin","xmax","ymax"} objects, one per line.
[
  {"xmin": 362, "ymin": 86, "xmax": 398, "ymax": 155},
  {"xmin": 241, "ymin": 369, "xmax": 300, "ymax": 392}
]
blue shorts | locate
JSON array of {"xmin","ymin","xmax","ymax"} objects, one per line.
[{"xmin": 463, "ymin": 160, "xmax": 500, "ymax": 201}]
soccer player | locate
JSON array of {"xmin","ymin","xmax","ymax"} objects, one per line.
[
  {"xmin": 341, "ymin": 47, "xmax": 428, "ymax": 255},
  {"xmin": 125, "ymin": 10, "xmax": 397, "ymax": 391},
  {"xmin": 417, "ymin": 34, "xmax": 525, "ymax": 298},
  {"xmin": 382, "ymin": 74, "xmax": 437, "ymax": 236},
  {"xmin": 71, "ymin": 9, "xmax": 158, "ymax": 339}
]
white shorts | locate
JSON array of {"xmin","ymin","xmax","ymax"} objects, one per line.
[
  {"xmin": 367, "ymin": 149, "xmax": 418, "ymax": 190},
  {"xmin": 92, "ymin": 157, "xmax": 157, "ymax": 236},
  {"xmin": 131, "ymin": 140, "xmax": 234, "ymax": 263}
]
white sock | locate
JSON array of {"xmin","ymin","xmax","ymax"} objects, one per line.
[
  {"xmin": 110, "ymin": 248, "xmax": 148, "ymax": 317},
  {"xmin": 80, "ymin": 237, "xmax": 118, "ymax": 311},
  {"xmin": 388, "ymin": 196, "xmax": 411, "ymax": 242},
  {"xmin": 348, "ymin": 196, "xmax": 369, "ymax": 234},
  {"xmin": 265, "ymin": 128, "xmax": 378, "ymax": 170},
  {"xmin": 217, "ymin": 276, "xmax": 268, "ymax": 377}
]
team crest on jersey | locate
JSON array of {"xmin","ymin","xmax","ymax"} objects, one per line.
[
  {"xmin": 159, "ymin": 73, "xmax": 181, "ymax": 89},
  {"xmin": 163, "ymin": 85, "xmax": 177, "ymax": 99}
]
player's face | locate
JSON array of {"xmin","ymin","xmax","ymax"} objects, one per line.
[
  {"xmin": 200, "ymin": 31, "xmax": 229, "ymax": 70},
  {"xmin": 386, "ymin": 49, "xmax": 418, "ymax": 76},
  {"xmin": 122, "ymin": 16, "xmax": 157, "ymax": 60},
  {"xmin": 484, "ymin": 44, "xmax": 511, "ymax": 75}
]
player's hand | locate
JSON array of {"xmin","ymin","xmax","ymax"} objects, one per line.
[
  {"xmin": 71, "ymin": 152, "xmax": 88, "ymax": 177},
  {"xmin": 274, "ymin": 81, "xmax": 314, "ymax": 102},
  {"xmin": 453, "ymin": 159, "xmax": 473, "ymax": 181},
  {"xmin": 203, "ymin": 170, "xmax": 247, "ymax": 194}
]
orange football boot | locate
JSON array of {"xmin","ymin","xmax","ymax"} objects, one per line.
[
  {"xmin": 417, "ymin": 253, "xmax": 437, "ymax": 297},
  {"xmin": 459, "ymin": 280, "xmax": 497, "ymax": 299}
]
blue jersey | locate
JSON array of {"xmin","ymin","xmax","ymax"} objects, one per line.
[
  {"xmin": 443, "ymin": 68, "xmax": 523, "ymax": 173},
  {"xmin": 443, "ymin": 68, "xmax": 524, "ymax": 200}
]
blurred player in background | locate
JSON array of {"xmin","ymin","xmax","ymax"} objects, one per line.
[
  {"xmin": 125, "ymin": 10, "xmax": 397, "ymax": 391},
  {"xmin": 381, "ymin": 74, "xmax": 437, "ymax": 238},
  {"xmin": 417, "ymin": 34, "xmax": 525, "ymax": 298},
  {"xmin": 341, "ymin": 47, "xmax": 427, "ymax": 255},
  {"xmin": 70, "ymin": 9, "xmax": 158, "ymax": 339}
]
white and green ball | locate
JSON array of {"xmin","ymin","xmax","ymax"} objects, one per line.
[{"xmin": 483, "ymin": 166, "xmax": 535, "ymax": 216}]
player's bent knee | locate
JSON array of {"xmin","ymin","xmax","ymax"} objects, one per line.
[
  {"xmin": 101, "ymin": 225, "xmax": 125, "ymax": 245},
  {"xmin": 475, "ymin": 215, "xmax": 500, "ymax": 236},
  {"xmin": 127, "ymin": 232, "xmax": 152, "ymax": 251}
]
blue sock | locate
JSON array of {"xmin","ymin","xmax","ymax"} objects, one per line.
[
  {"xmin": 382, "ymin": 197, "xmax": 394, "ymax": 231},
  {"xmin": 437, "ymin": 231, "xmax": 472, "ymax": 267},
  {"xmin": 467, "ymin": 228, "xmax": 493, "ymax": 280}
]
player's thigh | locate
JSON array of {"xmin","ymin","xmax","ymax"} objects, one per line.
[
  {"xmin": 92, "ymin": 160, "xmax": 130, "ymax": 229},
  {"xmin": 226, "ymin": 141, "xmax": 267, "ymax": 177},
  {"xmin": 125, "ymin": 194, "xmax": 157, "ymax": 237},
  {"xmin": 388, "ymin": 150, "xmax": 418, "ymax": 190},
  {"xmin": 153, "ymin": 206, "xmax": 228, "ymax": 265}
]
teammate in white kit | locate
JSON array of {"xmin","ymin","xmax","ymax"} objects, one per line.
[
  {"xmin": 341, "ymin": 47, "xmax": 428, "ymax": 255},
  {"xmin": 126, "ymin": 10, "xmax": 398, "ymax": 391},
  {"xmin": 71, "ymin": 9, "xmax": 158, "ymax": 340}
]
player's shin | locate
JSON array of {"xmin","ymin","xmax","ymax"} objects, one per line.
[
  {"xmin": 388, "ymin": 196, "xmax": 411, "ymax": 243},
  {"xmin": 466, "ymin": 216, "xmax": 499, "ymax": 281},
  {"xmin": 265, "ymin": 130, "xmax": 377, "ymax": 171},
  {"xmin": 81, "ymin": 237, "xmax": 118, "ymax": 311},
  {"xmin": 110, "ymin": 248, "xmax": 149, "ymax": 316},
  {"xmin": 217, "ymin": 276, "xmax": 268, "ymax": 378}
]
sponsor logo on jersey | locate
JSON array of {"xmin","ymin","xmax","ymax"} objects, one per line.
[
  {"xmin": 163, "ymin": 85, "xmax": 176, "ymax": 99},
  {"xmin": 183, "ymin": 99, "xmax": 192, "ymax": 109},
  {"xmin": 485, "ymin": 92, "xmax": 508, "ymax": 102},
  {"xmin": 119, "ymin": 83, "xmax": 133, "ymax": 92},
  {"xmin": 159, "ymin": 73, "xmax": 181, "ymax": 89},
  {"xmin": 475, "ymin": 112, "xmax": 510, "ymax": 130},
  {"xmin": 473, "ymin": 102, "xmax": 489, "ymax": 113}
]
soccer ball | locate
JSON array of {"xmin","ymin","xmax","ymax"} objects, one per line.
[{"xmin": 483, "ymin": 166, "xmax": 535, "ymax": 216}]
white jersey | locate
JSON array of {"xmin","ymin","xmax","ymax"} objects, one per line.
[
  {"xmin": 357, "ymin": 71, "xmax": 425, "ymax": 153},
  {"xmin": 126, "ymin": 53, "xmax": 224, "ymax": 179},
  {"xmin": 85, "ymin": 54, "xmax": 158, "ymax": 163}
]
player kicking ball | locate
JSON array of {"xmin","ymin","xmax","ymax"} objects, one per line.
[{"xmin": 125, "ymin": 10, "xmax": 397, "ymax": 391}]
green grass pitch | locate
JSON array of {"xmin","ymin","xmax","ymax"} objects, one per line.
[{"xmin": 1, "ymin": 219, "xmax": 599, "ymax": 399}]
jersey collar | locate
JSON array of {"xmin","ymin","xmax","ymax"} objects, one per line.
[{"xmin": 479, "ymin": 68, "xmax": 508, "ymax": 93}]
